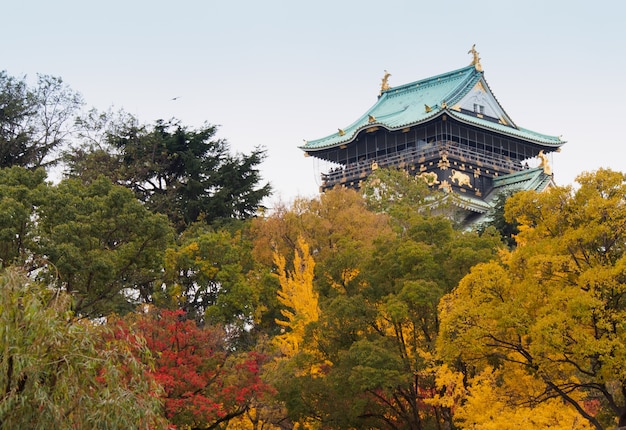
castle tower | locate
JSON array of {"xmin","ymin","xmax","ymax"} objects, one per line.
[{"xmin": 300, "ymin": 48, "xmax": 564, "ymax": 224}]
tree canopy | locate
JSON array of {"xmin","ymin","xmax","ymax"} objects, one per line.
[
  {"xmin": 113, "ymin": 307, "xmax": 272, "ymax": 430},
  {"xmin": 0, "ymin": 268, "xmax": 166, "ymax": 429},
  {"xmin": 0, "ymin": 168, "xmax": 174, "ymax": 317},
  {"xmin": 438, "ymin": 168, "xmax": 626, "ymax": 430},
  {"xmin": 0, "ymin": 71, "xmax": 83, "ymax": 168},
  {"xmin": 259, "ymin": 175, "xmax": 503, "ymax": 429},
  {"xmin": 66, "ymin": 116, "xmax": 271, "ymax": 231}
]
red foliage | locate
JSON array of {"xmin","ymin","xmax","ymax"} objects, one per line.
[
  {"xmin": 583, "ymin": 399, "xmax": 601, "ymax": 417},
  {"xmin": 111, "ymin": 308, "xmax": 271, "ymax": 429}
]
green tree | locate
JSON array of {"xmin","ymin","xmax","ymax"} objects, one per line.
[
  {"xmin": 37, "ymin": 176, "xmax": 174, "ymax": 317},
  {"xmin": 0, "ymin": 71, "xmax": 83, "ymax": 168},
  {"xmin": 159, "ymin": 224, "xmax": 266, "ymax": 338},
  {"xmin": 361, "ymin": 167, "xmax": 440, "ymax": 219},
  {"xmin": 303, "ymin": 217, "xmax": 499, "ymax": 429},
  {"xmin": 477, "ymin": 189, "xmax": 519, "ymax": 248},
  {"xmin": 66, "ymin": 117, "xmax": 271, "ymax": 231},
  {"xmin": 0, "ymin": 167, "xmax": 48, "ymax": 265},
  {"xmin": 0, "ymin": 268, "xmax": 167, "ymax": 429},
  {"xmin": 438, "ymin": 168, "xmax": 626, "ymax": 430},
  {"xmin": 64, "ymin": 107, "xmax": 138, "ymax": 184}
]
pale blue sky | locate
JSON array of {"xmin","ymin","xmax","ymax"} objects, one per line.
[{"xmin": 3, "ymin": 0, "xmax": 626, "ymax": 204}]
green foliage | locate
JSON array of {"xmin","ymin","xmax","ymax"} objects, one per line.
[
  {"xmin": 159, "ymin": 224, "xmax": 270, "ymax": 342},
  {"xmin": 0, "ymin": 268, "xmax": 166, "ymax": 429},
  {"xmin": 66, "ymin": 116, "xmax": 271, "ymax": 231},
  {"xmin": 361, "ymin": 167, "xmax": 446, "ymax": 226},
  {"xmin": 0, "ymin": 71, "xmax": 33, "ymax": 167},
  {"xmin": 36, "ymin": 176, "xmax": 174, "ymax": 317},
  {"xmin": 477, "ymin": 190, "xmax": 519, "ymax": 248},
  {"xmin": 0, "ymin": 168, "xmax": 175, "ymax": 317},
  {"xmin": 0, "ymin": 167, "xmax": 48, "ymax": 265}
]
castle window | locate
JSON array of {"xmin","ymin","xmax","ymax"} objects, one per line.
[{"xmin": 474, "ymin": 104, "xmax": 485, "ymax": 114}]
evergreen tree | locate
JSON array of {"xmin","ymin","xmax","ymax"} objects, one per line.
[{"xmin": 67, "ymin": 116, "xmax": 271, "ymax": 231}]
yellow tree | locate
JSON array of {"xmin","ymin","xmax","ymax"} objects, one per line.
[
  {"xmin": 451, "ymin": 364, "xmax": 594, "ymax": 430},
  {"xmin": 250, "ymin": 187, "xmax": 392, "ymax": 297},
  {"xmin": 438, "ymin": 169, "xmax": 626, "ymax": 430},
  {"xmin": 226, "ymin": 237, "xmax": 320, "ymax": 430},
  {"xmin": 273, "ymin": 236, "xmax": 318, "ymax": 357}
]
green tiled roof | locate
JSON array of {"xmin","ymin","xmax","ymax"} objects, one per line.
[
  {"xmin": 491, "ymin": 167, "xmax": 554, "ymax": 192},
  {"xmin": 448, "ymin": 111, "xmax": 562, "ymax": 146},
  {"xmin": 301, "ymin": 65, "xmax": 563, "ymax": 151}
]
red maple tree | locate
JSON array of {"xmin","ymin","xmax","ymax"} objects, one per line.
[{"xmin": 111, "ymin": 308, "xmax": 271, "ymax": 429}]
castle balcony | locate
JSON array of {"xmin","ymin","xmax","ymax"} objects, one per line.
[{"xmin": 320, "ymin": 141, "xmax": 522, "ymax": 191}]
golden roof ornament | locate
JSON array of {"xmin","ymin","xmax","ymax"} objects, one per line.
[
  {"xmin": 537, "ymin": 150, "xmax": 552, "ymax": 175},
  {"xmin": 468, "ymin": 44, "xmax": 483, "ymax": 72},
  {"xmin": 379, "ymin": 70, "xmax": 391, "ymax": 95}
]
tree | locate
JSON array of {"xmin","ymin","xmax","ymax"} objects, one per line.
[
  {"xmin": 361, "ymin": 167, "xmax": 467, "ymax": 230},
  {"xmin": 159, "ymin": 224, "xmax": 267, "ymax": 338},
  {"xmin": 0, "ymin": 71, "xmax": 83, "ymax": 168},
  {"xmin": 251, "ymin": 187, "xmax": 393, "ymax": 298},
  {"xmin": 0, "ymin": 168, "xmax": 174, "ymax": 316},
  {"xmin": 0, "ymin": 71, "xmax": 33, "ymax": 168},
  {"xmin": 36, "ymin": 176, "xmax": 174, "ymax": 317},
  {"xmin": 66, "ymin": 117, "xmax": 271, "ymax": 231},
  {"xmin": 476, "ymin": 189, "xmax": 519, "ymax": 248},
  {"xmin": 262, "ymin": 184, "xmax": 502, "ymax": 429},
  {"xmin": 310, "ymin": 216, "xmax": 500, "ymax": 429},
  {"xmin": 361, "ymin": 167, "xmax": 440, "ymax": 218},
  {"xmin": 0, "ymin": 268, "xmax": 167, "ymax": 429},
  {"xmin": 64, "ymin": 107, "xmax": 139, "ymax": 184},
  {"xmin": 438, "ymin": 169, "xmax": 626, "ymax": 429},
  {"xmin": 117, "ymin": 307, "xmax": 272, "ymax": 430},
  {"xmin": 273, "ymin": 236, "xmax": 319, "ymax": 357},
  {"xmin": 447, "ymin": 364, "xmax": 594, "ymax": 430},
  {"xmin": 0, "ymin": 166, "xmax": 48, "ymax": 266}
]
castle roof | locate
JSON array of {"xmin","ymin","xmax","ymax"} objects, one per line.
[
  {"xmin": 449, "ymin": 167, "xmax": 555, "ymax": 227},
  {"xmin": 301, "ymin": 64, "xmax": 564, "ymax": 152}
]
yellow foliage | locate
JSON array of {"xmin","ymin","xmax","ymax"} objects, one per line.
[
  {"xmin": 225, "ymin": 407, "xmax": 284, "ymax": 430},
  {"xmin": 292, "ymin": 418, "xmax": 321, "ymax": 430},
  {"xmin": 452, "ymin": 365, "xmax": 594, "ymax": 430},
  {"xmin": 425, "ymin": 364, "xmax": 466, "ymax": 409},
  {"xmin": 273, "ymin": 237, "xmax": 319, "ymax": 357},
  {"xmin": 327, "ymin": 267, "xmax": 362, "ymax": 293}
]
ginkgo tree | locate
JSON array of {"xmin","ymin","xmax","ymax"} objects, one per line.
[
  {"xmin": 273, "ymin": 236, "xmax": 319, "ymax": 357},
  {"xmin": 438, "ymin": 168, "xmax": 626, "ymax": 430}
]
